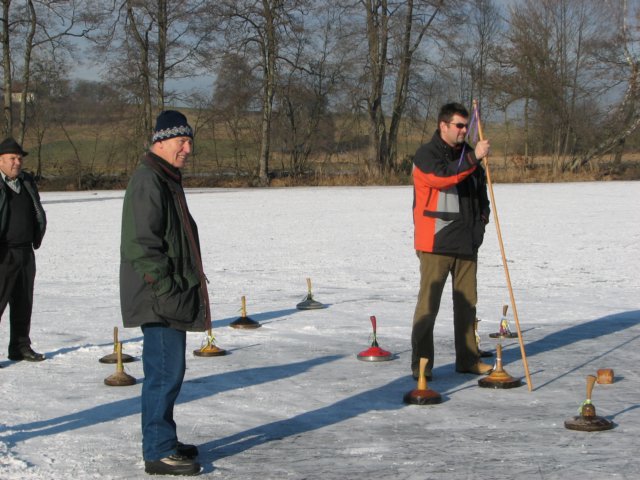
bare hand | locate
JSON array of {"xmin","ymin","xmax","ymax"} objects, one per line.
[{"xmin": 475, "ymin": 139, "xmax": 490, "ymax": 160}]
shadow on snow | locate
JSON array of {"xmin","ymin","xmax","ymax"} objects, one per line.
[
  {"xmin": 196, "ymin": 309, "xmax": 640, "ymax": 467},
  {"xmin": 0, "ymin": 355, "xmax": 342, "ymax": 446},
  {"xmin": 2, "ymin": 309, "xmax": 638, "ymax": 459},
  {"xmin": 500, "ymin": 309, "xmax": 640, "ymax": 389}
]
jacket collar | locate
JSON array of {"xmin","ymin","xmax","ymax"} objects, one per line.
[
  {"xmin": 433, "ymin": 130, "xmax": 464, "ymax": 156},
  {"xmin": 144, "ymin": 151, "xmax": 182, "ymax": 183},
  {"xmin": 0, "ymin": 170, "xmax": 24, "ymax": 182},
  {"xmin": 0, "ymin": 171, "xmax": 23, "ymax": 193}
]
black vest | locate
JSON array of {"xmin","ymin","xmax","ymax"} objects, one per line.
[{"xmin": 1, "ymin": 186, "xmax": 35, "ymax": 246}]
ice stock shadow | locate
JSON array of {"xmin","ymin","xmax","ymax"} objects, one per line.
[
  {"xmin": 52, "ymin": 336, "xmax": 144, "ymax": 359},
  {"xmin": 0, "ymin": 336, "xmax": 145, "ymax": 368},
  {"xmin": 0, "ymin": 354, "xmax": 342, "ymax": 447},
  {"xmin": 499, "ymin": 310, "xmax": 640, "ymax": 388},
  {"xmin": 609, "ymin": 404, "xmax": 640, "ymax": 420},
  {"xmin": 213, "ymin": 308, "xmax": 300, "ymax": 328},
  {"xmin": 500, "ymin": 310, "xmax": 640, "ymax": 359},
  {"xmin": 2, "ymin": 307, "xmax": 298, "ymax": 366}
]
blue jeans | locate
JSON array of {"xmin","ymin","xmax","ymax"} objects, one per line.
[{"xmin": 141, "ymin": 323, "xmax": 186, "ymax": 461}]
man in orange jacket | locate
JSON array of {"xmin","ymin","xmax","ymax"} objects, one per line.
[{"xmin": 411, "ymin": 102, "xmax": 492, "ymax": 380}]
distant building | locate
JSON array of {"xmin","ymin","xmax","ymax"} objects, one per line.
[{"xmin": 1, "ymin": 82, "xmax": 36, "ymax": 104}]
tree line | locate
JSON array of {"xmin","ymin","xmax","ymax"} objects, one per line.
[{"xmin": 2, "ymin": 0, "xmax": 639, "ymax": 186}]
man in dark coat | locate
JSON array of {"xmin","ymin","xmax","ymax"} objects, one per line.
[
  {"xmin": 411, "ymin": 102, "xmax": 493, "ymax": 380},
  {"xmin": 0, "ymin": 137, "xmax": 47, "ymax": 363},
  {"xmin": 120, "ymin": 111, "xmax": 208, "ymax": 476}
]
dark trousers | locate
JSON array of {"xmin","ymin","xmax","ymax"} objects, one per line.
[
  {"xmin": 141, "ymin": 323, "xmax": 187, "ymax": 461},
  {"xmin": 411, "ymin": 250, "xmax": 480, "ymax": 374},
  {"xmin": 0, "ymin": 246, "xmax": 36, "ymax": 355}
]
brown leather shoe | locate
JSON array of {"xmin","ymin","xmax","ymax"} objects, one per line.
[{"xmin": 456, "ymin": 362, "xmax": 493, "ymax": 375}]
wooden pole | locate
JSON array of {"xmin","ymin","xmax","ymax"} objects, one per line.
[{"xmin": 473, "ymin": 100, "xmax": 533, "ymax": 391}]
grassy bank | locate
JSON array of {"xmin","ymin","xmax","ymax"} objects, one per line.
[{"xmin": 21, "ymin": 114, "xmax": 640, "ymax": 191}]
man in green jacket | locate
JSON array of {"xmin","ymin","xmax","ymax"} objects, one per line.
[
  {"xmin": 0, "ymin": 137, "xmax": 47, "ymax": 363},
  {"xmin": 120, "ymin": 111, "xmax": 208, "ymax": 476}
]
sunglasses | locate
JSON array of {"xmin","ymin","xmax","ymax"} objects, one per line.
[{"xmin": 446, "ymin": 122, "xmax": 468, "ymax": 129}]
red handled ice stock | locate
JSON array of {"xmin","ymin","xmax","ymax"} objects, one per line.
[{"xmin": 356, "ymin": 315, "xmax": 393, "ymax": 361}]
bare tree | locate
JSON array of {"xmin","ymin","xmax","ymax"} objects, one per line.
[
  {"xmin": 451, "ymin": 0, "xmax": 502, "ymax": 116},
  {"xmin": 212, "ymin": 52, "xmax": 261, "ymax": 172},
  {"xmin": 274, "ymin": 5, "xmax": 343, "ymax": 176},
  {"xmin": 28, "ymin": 57, "xmax": 70, "ymax": 178},
  {"xmin": 124, "ymin": 0, "xmax": 155, "ymax": 136},
  {"xmin": 92, "ymin": 0, "xmax": 212, "ymax": 146},
  {"xmin": 356, "ymin": 0, "xmax": 444, "ymax": 175},
  {"xmin": 209, "ymin": 0, "xmax": 308, "ymax": 185},
  {"xmin": 499, "ymin": 0, "xmax": 618, "ymax": 172},
  {"xmin": 567, "ymin": 0, "xmax": 640, "ymax": 171},
  {"xmin": 1, "ymin": 0, "xmax": 93, "ymax": 141},
  {"xmin": 16, "ymin": 0, "xmax": 35, "ymax": 145},
  {"xmin": 1, "ymin": 0, "xmax": 12, "ymax": 136}
]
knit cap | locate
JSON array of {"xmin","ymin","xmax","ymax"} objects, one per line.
[{"xmin": 152, "ymin": 110, "xmax": 193, "ymax": 144}]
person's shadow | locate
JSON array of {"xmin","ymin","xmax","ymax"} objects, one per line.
[
  {"xmin": 0, "ymin": 354, "xmax": 343, "ymax": 445},
  {"xmin": 499, "ymin": 309, "xmax": 640, "ymax": 389},
  {"xmin": 2, "ymin": 309, "xmax": 638, "ymax": 469},
  {"xmin": 197, "ymin": 373, "xmax": 413, "ymax": 471},
  {"xmin": 196, "ymin": 309, "xmax": 640, "ymax": 470}
]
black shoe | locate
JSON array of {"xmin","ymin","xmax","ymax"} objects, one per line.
[
  {"xmin": 177, "ymin": 442, "xmax": 198, "ymax": 459},
  {"xmin": 145, "ymin": 454, "xmax": 201, "ymax": 476},
  {"xmin": 8, "ymin": 347, "xmax": 45, "ymax": 362},
  {"xmin": 479, "ymin": 349, "xmax": 493, "ymax": 358}
]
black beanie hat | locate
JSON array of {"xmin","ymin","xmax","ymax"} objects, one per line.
[
  {"xmin": 0, "ymin": 137, "xmax": 28, "ymax": 156},
  {"xmin": 152, "ymin": 110, "xmax": 193, "ymax": 144}
]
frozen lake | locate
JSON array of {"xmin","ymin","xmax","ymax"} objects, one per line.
[{"xmin": 1, "ymin": 182, "xmax": 639, "ymax": 479}]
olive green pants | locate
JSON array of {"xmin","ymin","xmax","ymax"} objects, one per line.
[{"xmin": 411, "ymin": 251, "xmax": 480, "ymax": 375}]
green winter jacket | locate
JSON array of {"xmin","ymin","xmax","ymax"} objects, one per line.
[
  {"xmin": 119, "ymin": 153, "xmax": 209, "ymax": 331},
  {"xmin": 0, "ymin": 171, "xmax": 47, "ymax": 249}
]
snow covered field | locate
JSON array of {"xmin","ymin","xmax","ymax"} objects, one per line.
[{"xmin": 1, "ymin": 182, "xmax": 639, "ymax": 479}]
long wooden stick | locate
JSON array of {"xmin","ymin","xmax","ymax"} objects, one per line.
[{"xmin": 473, "ymin": 100, "xmax": 533, "ymax": 391}]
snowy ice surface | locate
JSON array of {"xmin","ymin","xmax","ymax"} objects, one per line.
[{"xmin": 1, "ymin": 182, "xmax": 639, "ymax": 479}]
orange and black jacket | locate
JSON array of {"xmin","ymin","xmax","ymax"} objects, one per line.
[{"xmin": 412, "ymin": 131, "xmax": 490, "ymax": 256}]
